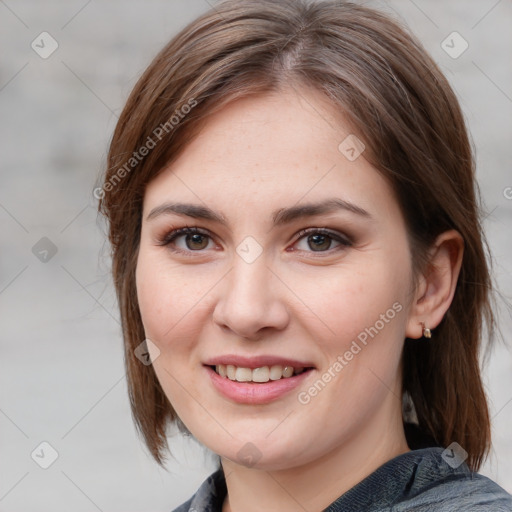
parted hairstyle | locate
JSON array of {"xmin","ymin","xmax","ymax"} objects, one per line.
[{"xmin": 98, "ymin": 0, "xmax": 496, "ymax": 470}]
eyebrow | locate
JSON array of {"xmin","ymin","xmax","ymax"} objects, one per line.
[{"xmin": 145, "ymin": 198, "xmax": 372, "ymax": 226}]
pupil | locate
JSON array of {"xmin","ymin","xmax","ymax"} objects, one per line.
[{"xmin": 309, "ymin": 234, "xmax": 330, "ymax": 251}]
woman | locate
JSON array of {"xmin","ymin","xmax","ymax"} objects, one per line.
[{"xmin": 98, "ymin": 0, "xmax": 512, "ymax": 510}]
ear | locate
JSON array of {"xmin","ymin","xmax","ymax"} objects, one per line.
[{"xmin": 405, "ymin": 230, "xmax": 464, "ymax": 339}]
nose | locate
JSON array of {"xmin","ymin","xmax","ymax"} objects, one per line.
[{"xmin": 212, "ymin": 255, "xmax": 290, "ymax": 341}]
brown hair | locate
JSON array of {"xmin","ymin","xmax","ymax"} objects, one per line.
[{"xmin": 98, "ymin": 0, "xmax": 495, "ymax": 470}]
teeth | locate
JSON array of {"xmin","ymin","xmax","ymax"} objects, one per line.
[
  {"xmin": 252, "ymin": 367, "xmax": 269, "ymax": 382},
  {"xmin": 282, "ymin": 366, "xmax": 294, "ymax": 378},
  {"xmin": 235, "ymin": 367, "xmax": 252, "ymax": 382},
  {"xmin": 226, "ymin": 365, "xmax": 236, "ymax": 380},
  {"xmin": 214, "ymin": 364, "xmax": 307, "ymax": 383},
  {"xmin": 269, "ymin": 365, "xmax": 283, "ymax": 380}
]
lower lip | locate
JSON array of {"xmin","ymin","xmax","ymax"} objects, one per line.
[{"xmin": 205, "ymin": 366, "xmax": 313, "ymax": 405}]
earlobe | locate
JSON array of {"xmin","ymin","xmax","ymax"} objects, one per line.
[{"xmin": 405, "ymin": 230, "xmax": 464, "ymax": 339}]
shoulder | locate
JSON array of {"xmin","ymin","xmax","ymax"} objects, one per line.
[
  {"xmin": 389, "ymin": 448, "xmax": 512, "ymax": 511},
  {"xmin": 171, "ymin": 469, "xmax": 226, "ymax": 512},
  {"xmin": 326, "ymin": 447, "xmax": 512, "ymax": 511}
]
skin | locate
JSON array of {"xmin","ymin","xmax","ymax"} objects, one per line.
[{"xmin": 136, "ymin": 86, "xmax": 463, "ymax": 512}]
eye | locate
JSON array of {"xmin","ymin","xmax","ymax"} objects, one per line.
[
  {"xmin": 291, "ymin": 228, "xmax": 352, "ymax": 254},
  {"xmin": 157, "ymin": 226, "xmax": 215, "ymax": 255}
]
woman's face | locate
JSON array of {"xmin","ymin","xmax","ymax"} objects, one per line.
[{"xmin": 136, "ymin": 87, "xmax": 417, "ymax": 471}]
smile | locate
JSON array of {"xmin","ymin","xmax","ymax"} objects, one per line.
[
  {"xmin": 212, "ymin": 364, "xmax": 309, "ymax": 383},
  {"xmin": 204, "ymin": 364, "xmax": 314, "ymax": 404}
]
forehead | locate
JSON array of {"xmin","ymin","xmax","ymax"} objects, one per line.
[
  {"xmin": 143, "ymin": 88, "xmax": 398, "ymax": 222},
  {"xmin": 172, "ymin": 88, "xmax": 347, "ymax": 175}
]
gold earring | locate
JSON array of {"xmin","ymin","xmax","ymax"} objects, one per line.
[{"xmin": 420, "ymin": 322, "xmax": 432, "ymax": 339}]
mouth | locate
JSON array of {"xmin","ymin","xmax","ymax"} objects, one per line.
[
  {"xmin": 203, "ymin": 359, "xmax": 315, "ymax": 404},
  {"xmin": 209, "ymin": 364, "xmax": 314, "ymax": 383}
]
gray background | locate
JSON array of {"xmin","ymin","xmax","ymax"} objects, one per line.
[{"xmin": 0, "ymin": 0, "xmax": 511, "ymax": 510}]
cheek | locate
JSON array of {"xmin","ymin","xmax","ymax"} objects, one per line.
[
  {"xmin": 136, "ymin": 253, "xmax": 184, "ymax": 358},
  {"xmin": 135, "ymin": 248, "xmax": 217, "ymax": 359},
  {"xmin": 289, "ymin": 256, "xmax": 409, "ymax": 346},
  {"xmin": 292, "ymin": 267, "xmax": 407, "ymax": 423},
  {"xmin": 135, "ymin": 257, "xmax": 166, "ymax": 338},
  {"xmin": 135, "ymin": 252, "xmax": 206, "ymax": 414},
  {"xmin": 286, "ymin": 253, "xmax": 410, "ymax": 419}
]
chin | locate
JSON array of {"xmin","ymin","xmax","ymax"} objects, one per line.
[{"xmin": 204, "ymin": 431, "xmax": 313, "ymax": 471}]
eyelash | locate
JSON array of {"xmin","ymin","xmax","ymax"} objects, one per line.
[{"xmin": 156, "ymin": 225, "xmax": 353, "ymax": 258}]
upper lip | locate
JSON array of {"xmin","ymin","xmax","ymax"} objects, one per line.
[{"xmin": 203, "ymin": 355, "xmax": 315, "ymax": 369}]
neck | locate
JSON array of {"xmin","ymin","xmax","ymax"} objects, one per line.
[{"xmin": 220, "ymin": 405, "xmax": 409, "ymax": 512}]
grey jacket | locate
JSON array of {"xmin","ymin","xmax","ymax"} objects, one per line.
[{"xmin": 172, "ymin": 447, "xmax": 512, "ymax": 511}]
